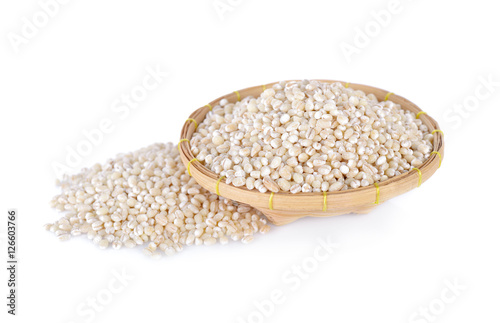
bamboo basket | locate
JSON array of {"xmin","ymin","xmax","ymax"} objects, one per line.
[{"xmin": 179, "ymin": 80, "xmax": 444, "ymax": 225}]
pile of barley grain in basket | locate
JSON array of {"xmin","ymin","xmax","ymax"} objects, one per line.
[
  {"xmin": 46, "ymin": 79, "xmax": 434, "ymax": 256},
  {"xmin": 191, "ymin": 80, "xmax": 433, "ymax": 193}
]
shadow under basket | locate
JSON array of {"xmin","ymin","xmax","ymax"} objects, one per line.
[{"xmin": 179, "ymin": 80, "xmax": 444, "ymax": 225}]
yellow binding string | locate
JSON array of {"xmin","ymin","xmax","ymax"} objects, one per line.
[
  {"xmin": 234, "ymin": 90, "xmax": 241, "ymax": 101},
  {"xmin": 412, "ymin": 168, "xmax": 422, "ymax": 187},
  {"xmin": 323, "ymin": 192, "xmax": 327, "ymax": 212},
  {"xmin": 262, "ymin": 84, "xmax": 267, "ymax": 92},
  {"xmin": 177, "ymin": 139, "xmax": 189, "ymax": 151},
  {"xmin": 416, "ymin": 111, "xmax": 427, "ymax": 119},
  {"xmin": 431, "ymin": 151, "xmax": 442, "ymax": 168},
  {"xmin": 384, "ymin": 92, "xmax": 393, "ymax": 101},
  {"xmin": 268, "ymin": 192, "xmax": 274, "ymax": 210},
  {"xmin": 216, "ymin": 176, "xmax": 225, "ymax": 196},
  {"xmin": 345, "ymin": 82, "xmax": 350, "ymax": 88},
  {"xmin": 431, "ymin": 129, "xmax": 443, "ymax": 135},
  {"xmin": 374, "ymin": 182, "xmax": 380, "ymax": 205},
  {"xmin": 187, "ymin": 158, "xmax": 198, "ymax": 176},
  {"xmin": 186, "ymin": 118, "xmax": 198, "ymax": 129},
  {"xmin": 205, "ymin": 103, "xmax": 212, "ymax": 111}
]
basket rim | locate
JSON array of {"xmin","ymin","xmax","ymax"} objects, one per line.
[{"xmin": 178, "ymin": 80, "xmax": 444, "ymax": 212}]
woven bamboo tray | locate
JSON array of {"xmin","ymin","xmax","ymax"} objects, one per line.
[{"xmin": 179, "ymin": 80, "xmax": 444, "ymax": 225}]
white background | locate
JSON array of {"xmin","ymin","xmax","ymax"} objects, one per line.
[{"xmin": 1, "ymin": 0, "xmax": 499, "ymax": 322}]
